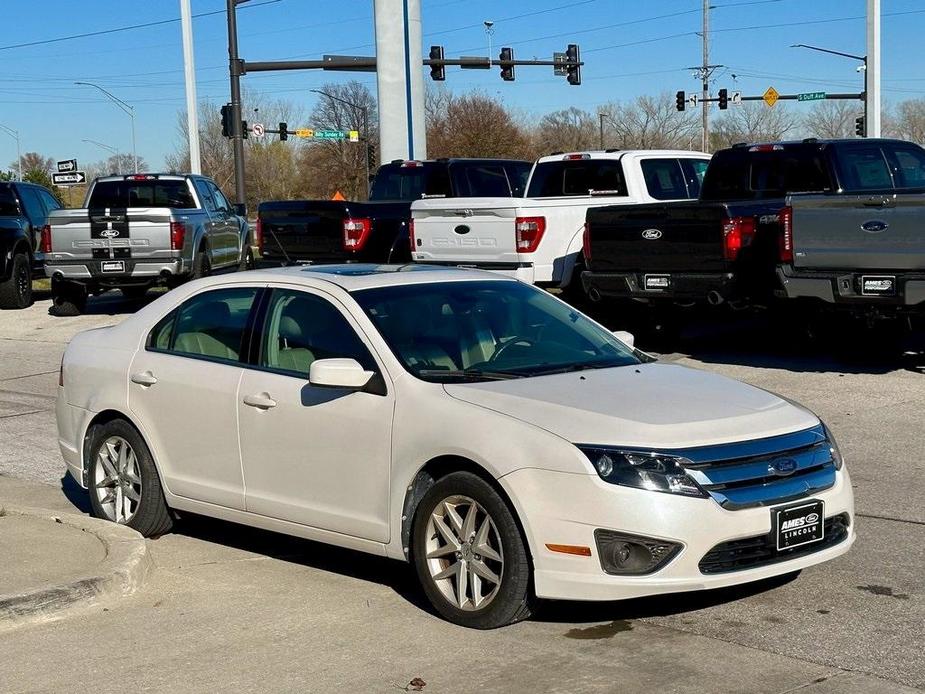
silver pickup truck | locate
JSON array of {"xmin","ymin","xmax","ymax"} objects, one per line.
[
  {"xmin": 776, "ymin": 140, "xmax": 925, "ymax": 315},
  {"xmin": 44, "ymin": 174, "xmax": 252, "ymax": 315}
]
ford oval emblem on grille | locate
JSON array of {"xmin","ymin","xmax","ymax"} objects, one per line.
[
  {"xmin": 641, "ymin": 229, "xmax": 663, "ymax": 240},
  {"xmin": 100, "ymin": 229, "xmax": 120, "ymax": 238},
  {"xmin": 861, "ymin": 220, "xmax": 888, "ymax": 233},
  {"xmin": 768, "ymin": 457, "xmax": 798, "ymax": 476},
  {"xmin": 454, "ymin": 224, "xmax": 471, "ymax": 235}
]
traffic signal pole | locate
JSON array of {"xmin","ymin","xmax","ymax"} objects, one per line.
[{"xmin": 227, "ymin": 0, "xmax": 246, "ymax": 207}]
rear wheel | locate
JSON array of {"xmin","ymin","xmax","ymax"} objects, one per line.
[
  {"xmin": 87, "ymin": 419, "xmax": 173, "ymax": 537},
  {"xmin": 412, "ymin": 471, "xmax": 533, "ymax": 629},
  {"xmin": 50, "ymin": 278, "xmax": 87, "ymax": 316},
  {"xmin": 120, "ymin": 285, "xmax": 149, "ymax": 300},
  {"xmin": 191, "ymin": 246, "xmax": 211, "ymax": 280},
  {"xmin": 238, "ymin": 244, "xmax": 255, "ymax": 272},
  {"xmin": 0, "ymin": 252, "xmax": 32, "ymax": 309}
]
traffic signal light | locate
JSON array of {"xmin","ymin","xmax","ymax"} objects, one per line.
[
  {"xmin": 676, "ymin": 91, "xmax": 686, "ymax": 112},
  {"xmin": 279, "ymin": 122, "xmax": 288, "ymax": 141},
  {"xmin": 241, "ymin": 120, "xmax": 248, "ymax": 139},
  {"xmin": 718, "ymin": 88, "xmax": 728, "ymax": 110},
  {"xmin": 366, "ymin": 143, "xmax": 377, "ymax": 170},
  {"xmin": 499, "ymin": 47, "xmax": 515, "ymax": 81},
  {"xmin": 855, "ymin": 115, "xmax": 865, "ymax": 137},
  {"xmin": 221, "ymin": 103, "xmax": 233, "ymax": 137},
  {"xmin": 429, "ymin": 45, "xmax": 445, "ymax": 81},
  {"xmin": 566, "ymin": 44, "xmax": 581, "ymax": 86}
]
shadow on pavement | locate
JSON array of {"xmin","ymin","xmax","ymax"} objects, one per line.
[{"xmin": 59, "ymin": 474, "xmax": 92, "ymax": 514}]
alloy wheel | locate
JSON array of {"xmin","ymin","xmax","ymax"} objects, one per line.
[
  {"xmin": 424, "ymin": 495, "xmax": 504, "ymax": 611},
  {"xmin": 15, "ymin": 263, "xmax": 29, "ymax": 302},
  {"xmin": 94, "ymin": 435, "xmax": 143, "ymax": 523}
]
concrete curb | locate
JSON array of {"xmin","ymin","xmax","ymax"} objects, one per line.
[{"xmin": 0, "ymin": 504, "xmax": 151, "ymax": 626}]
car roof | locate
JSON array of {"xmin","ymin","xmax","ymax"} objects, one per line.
[
  {"xmin": 228, "ymin": 264, "xmax": 515, "ymax": 291},
  {"xmin": 536, "ymin": 150, "xmax": 710, "ymax": 163}
]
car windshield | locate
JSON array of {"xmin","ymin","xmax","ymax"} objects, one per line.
[{"xmin": 352, "ymin": 280, "xmax": 641, "ymax": 383}]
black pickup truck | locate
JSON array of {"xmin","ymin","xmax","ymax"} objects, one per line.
[
  {"xmin": 581, "ymin": 138, "xmax": 925, "ymax": 315},
  {"xmin": 256, "ymin": 158, "xmax": 530, "ymax": 265},
  {"xmin": 0, "ymin": 181, "xmax": 62, "ymax": 309}
]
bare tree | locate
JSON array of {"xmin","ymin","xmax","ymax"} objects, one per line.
[
  {"xmin": 426, "ymin": 91, "xmax": 531, "ymax": 160},
  {"xmin": 599, "ymin": 93, "xmax": 700, "ymax": 151},
  {"xmin": 803, "ymin": 101, "xmax": 860, "ymax": 139},
  {"xmin": 711, "ymin": 102, "xmax": 798, "ymax": 149},
  {"xmin": 886, "ymin": 98, "xmax": 925, "ymax": 145},
  {"xmin": 11, "ymin": 152, "xmax": 54, "ymax": 176},
  {"xmin": 533, "ymin": 107, "xmax": 597, "ymax": 153}
]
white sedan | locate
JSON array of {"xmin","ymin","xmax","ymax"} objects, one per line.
[{"xmin": 57, "ymin": 265, "xmax": 854, "ymax": 628}]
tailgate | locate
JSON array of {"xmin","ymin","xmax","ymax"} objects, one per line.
[
  {"xmin": 791, "ymin": 194, "xmax": 925, "ymax": 271},
  {"xmin": 258, "ymin": 201, "xmax": 347, "ymax": 262},
  {"xmin": 49, "ymin": 208, "xmax": 172, "ymax": 262},
  {"xmin": 412, "ymin": 198, "xmax": 521, "ymax": 264},
  {"xmin": 587, "ymin": 203, "xmax": 729, "ymax": 273}
]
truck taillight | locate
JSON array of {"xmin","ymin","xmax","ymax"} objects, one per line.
[
  {"xmin": 408, "ymin": 218, "xmax": 416, "ymax": 252},
  {"xmin": 515, "ymin": 216, "xmax": 546, "ymax": 253},
  {"xmin": 779, "ymin": 206, "xmax": 794, "ymax": 263},
  {"xmin": 169, "ymin": 221, "xmax": 186, "ymax": 251},
  {"xmin": 722, "ymin": 216, "xmax": 755, "ymax": 261},
  {"xmin": 343, "ymin": 217, "xmax": 372, "ymax": 251},
  {"xmin": 582, "ymin": 222, "xmax": 592, "ymax": 264},
  {"xmin": 255, "ymin": 217, "xmax": 264, "ymax": 254},
  {"xmin": 40, "ymin": 225, "xmax": 52, "ymax": 253}
]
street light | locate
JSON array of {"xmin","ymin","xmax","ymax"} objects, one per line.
[
  {"xmin": 598, "ymin": 112, "xmax": 618, "ymax": 150},
  {"xmin": 82, "ymin": 139, "xmax": 121, "ymax": 174},
  {"xmin": 0, "ymin": 124, "xmax": 22, "ymax": 181},
  {"xmin": 74, "ymin": 82, "xmax": 138, "ymax": 172},
  {"xmin": 310, "ymin": 88, "xmax": 371, "ymax": 200},
  {"xmin": 790, "ymin": 44, "xmax": 868, "ymax": 132}
]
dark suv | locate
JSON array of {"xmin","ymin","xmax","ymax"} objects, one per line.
[{"xmin": 0, "ymin": 181, "xmax": 62, "ymax": 309}]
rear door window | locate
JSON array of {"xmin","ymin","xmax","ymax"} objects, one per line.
[
  {"xmin": 150, "ymin": 287, "xmax": 260, "ymax": 364},
  {"xmin": 193, "ymin": 180, "xmax": 218, "ymax": 214},
  {"xmin": 505, "ymin": 162, "xmax": 531, "ymax": 197},
  {"xmin": 18, "ymin": 187, "xmax": 46, "ymax": 226},
  {"xmin": 885, "ymin": 144, "xmax": 925, "ymax": 189},
  {"xmin": 37, "ymin": 188, "xmax": 62, "ymax": 214},
  {"xmin": 527, "ymin": 159, "xmax": 628, "ymax": 197},
  {"xmin": 835, "ymin": 145, "xmax": 894, "ymax": 192},
  {"xmin": 701, "ymin": 147, "xmax": 832, "ymax": 200},
  {"xmin": 88, "ymin": 180, "xmax": 196, "ymax": 208},
  {"xmin": 640, "ymin": 159, "xmax": 689, "ymax": 200},
  {"xmin": 0, "ymin": 185, "xmax": 18, "ymax": 217},
  {"xmin": 682, "ymin": 159, "xmax": 710, "ymax": 198}
]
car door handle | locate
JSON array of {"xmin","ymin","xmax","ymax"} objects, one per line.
[
  {"xmin": 130, "ymin": 371, "xmax": 158, "ymax": 387},
  {"xmin": 243, "ymin": 392, "xmax": 277, "ymax": 410},
  {"xmin": 863, "ymin": 197, "xmax": 887, "ymax": 207}
]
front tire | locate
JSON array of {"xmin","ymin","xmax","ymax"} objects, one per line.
[
  {"xmin": 0, "ymin": 252, "xmax": 32, "ymax": 309},
  {"xmin": 87, "ymin": 419, "xmax": 173, "ymax": 537},
  {"xmin": 412, "ymin": 471, "xmax": 533, "ymax": 629}
]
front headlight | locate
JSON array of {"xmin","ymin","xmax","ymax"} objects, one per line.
[
  {"xmin": 577, "ymin": 446, "xmax": 707, "ymax": 498},
  {"xmin": 822, "ymin": 423, "xmax": 844, "ymax": 470}
]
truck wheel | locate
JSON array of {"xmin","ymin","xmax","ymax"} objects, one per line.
[
  {"xmin": 191, "ymin": 247, "xmax": 211, "ymax": 279},
  {"xmin": 50, "ymin": 279, "xmax": 88, "ymax": 317},
  {"xmin": 412, "ymin": 471, "xmax": 534, "ymax": 629},
  {"xmin": 561, "ymin": 261, "xmax": 589, "ymax": 307},
  {"xmin": 120, "ymin": 285, "xmax": 149, "ymax": 300},
  {"xmin": 238, "ymin": 244, "xmax": 255, "ymax": 272},
  {"xmin": 0, "ymin": 252, "xmax": 32, "ymax": 309}
]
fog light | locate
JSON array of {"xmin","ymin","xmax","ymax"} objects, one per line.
[{"xmin": 594, "ymin": 529, "xmax": 682, "ymax": 575}]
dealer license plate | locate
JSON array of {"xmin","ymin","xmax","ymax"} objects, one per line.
[
  {"xmin": 774, "ymin": 499, "xmax": 824, "ymax": 551},
  {"xmin": 101, "ymin": 261, "xmax": 125, "ymax": 273}
]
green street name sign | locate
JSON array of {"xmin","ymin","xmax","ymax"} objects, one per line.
[
  {"xmin": 798, "ymin": 91, "xmax": 827, "ymax": 102},
  {"xmin": 314, "ymin": 130, "xmax": 348, "ymax": 139}
]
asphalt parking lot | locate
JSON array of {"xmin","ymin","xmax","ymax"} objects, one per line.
[{"xmin": 0, "ymin": 288, "xmax": 923, "ymax": 693}]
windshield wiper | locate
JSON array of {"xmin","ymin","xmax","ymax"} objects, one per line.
[
  {"xmin": 415, "ymin": 368, "xmax": 523, "ymax": 381},
  {"xmin": 530, "ymin": 360, "xmax": 627, "ymax": 376}
]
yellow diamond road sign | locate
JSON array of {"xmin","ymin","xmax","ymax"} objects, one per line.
[
  {"xmin": 295, "ymin": 128, "xmax": 314, "ymax": 138},
  {"xmin": 763, "ymin": 86, "xmax": 780, "ymax": 108}
]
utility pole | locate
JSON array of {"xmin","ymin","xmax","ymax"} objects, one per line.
[
  {"xmin": 866, "ymin": 0, "xmax": 881, "ymax": 137},
  {"xmin": 702, "ymin": 0, "xmax": 709, "ymax": 151},
  {"xmin": 180, "ymin": 0, "xmax": 202, "ymax": 174},
  {"xmin": 599, "ymin": 113, "xmax": 605, "ymax": 150},
  {"xmin": 0, "ymin": 125, "xmax": 21, "ymax": 181},
  {"xmin": 227, "ymin": 0, "xmax": 246, "ymax": 206}
]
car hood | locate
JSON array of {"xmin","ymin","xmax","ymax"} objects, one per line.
[{"xmin": 443, "ymin": 362, "xmax": 818, "ymax": 449}]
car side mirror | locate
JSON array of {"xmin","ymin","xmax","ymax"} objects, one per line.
[
  {"xmin": 612, "ymin": 330, "xmax": 635, "ymax": 349},
  {"xmin": 309, "ymin": 358, "xmax": 374, "ymax": 389},
  {"xmin": 233, "ymin": 202, "xmax": 247, "ymax": 218}
]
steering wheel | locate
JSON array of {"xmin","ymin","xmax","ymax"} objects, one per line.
[{"xmin": 490, "ymin": 336, "xmax": 535, "ymax": 363}]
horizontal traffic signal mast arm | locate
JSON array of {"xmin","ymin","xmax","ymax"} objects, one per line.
[{"xmin": 693, "ymin": 92, "xmax": 865, "ymax": 104}]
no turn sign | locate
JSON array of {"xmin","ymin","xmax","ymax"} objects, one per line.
[{"xmin": 252, "ymin": 122, "xmax": 265, "ymax": 137}]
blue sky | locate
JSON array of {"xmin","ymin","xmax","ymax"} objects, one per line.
[{"xmin": 2, "ymin": 0, "xmax": 923, "ymax": 170}]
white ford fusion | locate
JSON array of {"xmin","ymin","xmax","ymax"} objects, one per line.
[{"xmin": 57, "ymin": 265, "xmax": 854, "ymax": 628}]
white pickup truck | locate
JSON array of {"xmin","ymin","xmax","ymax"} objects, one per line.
[{"xmin": 410, "ymin": 150, "xmax": 711, "ymax": 294}]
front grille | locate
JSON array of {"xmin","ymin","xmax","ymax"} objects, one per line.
[
  {"xmin": 679, "ymin": 425, "xmax": 837, "ymax": 510},
  {"xmin": 699, "ymin": 513, "xmax": 850, "ymax": 574}
]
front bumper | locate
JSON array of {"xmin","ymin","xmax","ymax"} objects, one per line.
[
  {"xmin": 45, "ymin": 258, "xmax": 184, "ymax": 285},
  {"xmin": 498, "ymin": 467, "xmax": 854, "ymax": 602},
  {"xmin": 582, "ymin": 270, "xmax": 737, "ymax": 302},
  {"xmin": 776, "ymin": 265, "xmax": 925, "ymax": 308}
]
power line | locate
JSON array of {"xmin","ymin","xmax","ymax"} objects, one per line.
[{"xmin": 0, "ymin": 0, "xmax": 282, "ymax": 52}]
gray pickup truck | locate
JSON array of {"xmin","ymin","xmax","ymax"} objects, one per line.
[
  {"xmin": 44, "ymin": 173, "xmax": 252, "ymax": 315},
  {"xmin": 778, "ymin": 141, "xmax": 925, "ymax": 314}
]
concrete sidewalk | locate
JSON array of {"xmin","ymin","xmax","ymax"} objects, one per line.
[
  {"xmin": 0, "ymin": 475, "xmax": 920, "ymax": 693},
  {"xmin": 0, "ymin": 480, "xmax": 150, "ymax": 628}
]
